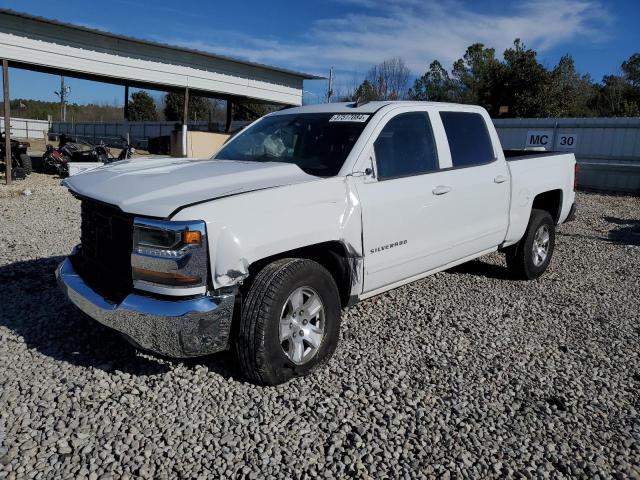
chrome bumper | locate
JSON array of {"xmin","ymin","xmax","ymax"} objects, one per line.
[{"xmin": 56, "ymin": 257, "xmax": 235, "ymax": 358}]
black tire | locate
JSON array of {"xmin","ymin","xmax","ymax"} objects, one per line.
[
  {"xmin": 506, "ymin": 209, "xmax": 556, "ymax": 280},
  {"xmin": 236, "ymin": 258, "xmax": 341, "ymax": 385},
  {"xmin": 19, "ymin": 154, "xmax": 32, "ymax": 175}
]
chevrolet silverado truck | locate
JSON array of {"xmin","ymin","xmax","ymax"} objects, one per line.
[{"xmin": 57, "ymin": 101, "xmax": 577, "ymax": 385}]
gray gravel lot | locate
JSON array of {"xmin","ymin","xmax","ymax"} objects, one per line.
[{"xmin": 1, "ymin": 173, "xmax": 639, "ymax": 479}]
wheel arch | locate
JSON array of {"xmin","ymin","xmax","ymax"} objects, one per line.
[
  {"xmin": 531, "ymin": 189, "xmax": 563, "ymax": 224},
  {"xmin": 245, "ymin": 241, "xmax": 360, "ymax": 308}
]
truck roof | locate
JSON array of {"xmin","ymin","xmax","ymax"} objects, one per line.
[{"xmin": 273, "ymin": 101, "xmax": 477, "ymax": 116}]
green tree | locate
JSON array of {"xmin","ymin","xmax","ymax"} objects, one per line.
[
  {"xmin": 597, "ymin": 74, "xmax": 640, "ymax": 117},
  {"xmin": 352, "ymin": 80, "xmax": 379, "ymax": 102},
  {"xmin": 546, "ymin": 55, "xmax": 597, "ymax": 117},
  {"xmin": 163, "ymin": 92, "xmax": 211, "ymax": 121},
  {"xmin": 127, "ymin": 91, "xmax": 158, "ymax": 121},
  {"xmin": 409, "ymin": 60, "xmax": 460, "ymax": 102},
  {"xmin": 621, "ymin": 53, "xmax": 640, "ymax": 88},
  {"xmin": 451, "ymin": 43, "xmax": 503, "ymax": 110},
  {"xmin": 497, "ymin": 39, "xmax": 549, "ymax": 117},
  {"xmin": 592, "ymin": 52, "xmax": 640, "ymax": 117}
]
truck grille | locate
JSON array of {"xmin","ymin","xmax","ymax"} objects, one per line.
[{"xmin": 73, "ymin": 198, "xmax": 134, "ymax": 303}]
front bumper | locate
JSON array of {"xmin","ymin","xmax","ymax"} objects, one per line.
[{"xmin": 56, "ymin": 256, "xmax": 235, "ymax": 358}]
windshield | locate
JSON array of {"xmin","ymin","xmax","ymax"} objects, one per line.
[{"xmin": 213, "ymin": 113, "xmax": 370, "ymax": 177}]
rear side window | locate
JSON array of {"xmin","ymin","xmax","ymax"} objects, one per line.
[
  {"xmin": 374, "ymin": 113, "xmax": 439, "ymax": 180},
  {"xmin": 440, "ymin": 112, "xmax": 495, "ymax": 168}
]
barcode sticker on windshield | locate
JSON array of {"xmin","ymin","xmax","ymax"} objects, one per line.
[{"xmin": 329, "ymin": 114, "xmax": 370, "ymax": 122}]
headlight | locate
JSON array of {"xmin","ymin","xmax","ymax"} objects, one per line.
[{"xmin": 131, "ymin": 218, "xmax": 208, "ymax": 295}]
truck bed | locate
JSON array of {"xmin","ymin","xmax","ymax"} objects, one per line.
[
  {"xmin": 503, "ymin": 151, "xmax": 576, "ymax": 246},
  {"xmin": 503, "ymin": 149, "xmax": 568, "ymax": 161}
]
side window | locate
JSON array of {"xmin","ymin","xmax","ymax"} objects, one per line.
[
  {"xmin": 440, "ymin": 112, "xmax": 495, "ymax": 168},
  {"xmin": 374, "ymin": 112, "xmax": 439, "ymax": 180}
]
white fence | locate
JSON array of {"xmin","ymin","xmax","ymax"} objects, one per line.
[
  {"xmin": 0, "ymin": 117, "xmax": 50, "ymax": 140},
  {"xmin": 494, "ymin": 117, "xmax": 640, "ymax": 194}
]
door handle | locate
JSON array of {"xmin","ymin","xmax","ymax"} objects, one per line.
[
  {"xmin": 432, "ymin": 185, "xmax": 452, "ymax": 195},
  {"xmin": 494, "ymin": 175, "xmax": 507, "ymax": 184}
]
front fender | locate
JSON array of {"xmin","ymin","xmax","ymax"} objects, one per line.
[{"xmin": 171, "ymin": 177, "xmax": 363, "ymax": 291}]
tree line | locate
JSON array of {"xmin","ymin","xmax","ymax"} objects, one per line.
[
  {"xmin": 2, "ymin": 98, "xmax": 124, "ymax": 122},
  {"xmin": 347, "ymin": 39, "xmax": 640, "ymax": 118},
  {"xmin": 6, "ymin": 39, "xmax": 639, "ymax": 121},
  {"xmin": 2, "ymin": 91, "xmax": 274, "ymax": 124},
  {"xmin": 129, "ymin": 92, "xmax": 273, "ymax": 122}
]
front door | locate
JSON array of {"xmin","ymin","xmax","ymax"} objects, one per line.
[{"xmin": 357, "ymin": 110, "xmax": 456, "ymax": 292}]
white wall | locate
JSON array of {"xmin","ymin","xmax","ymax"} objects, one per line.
[
  {"xmin": 493, "ymin": 117, "xmax": 640, "ymax": 194},
  {"xmin": 0, "ymin": 117, "xmax": 50, "ymax": 140}
]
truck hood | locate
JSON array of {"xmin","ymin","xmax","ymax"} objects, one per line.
[{"xmin": 63, "ymin": 157, "xmax": 318, "ymax": 218}]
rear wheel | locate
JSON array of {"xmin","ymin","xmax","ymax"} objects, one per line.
[
  {"xmin": 236, "ymin": 258, "xmax": 341, "ymax": 385},
  {"xmin": 505, "ymin": 209, "xmax": 555, "ymax": 280},
  {"xmin": 19, "ymin": 154, "xmax": 32, "ymax": 175}
]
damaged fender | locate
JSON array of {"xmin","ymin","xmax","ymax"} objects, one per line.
[{"xmin": 171, "ymin": 176, "xmax": 365, "ymax": 295}]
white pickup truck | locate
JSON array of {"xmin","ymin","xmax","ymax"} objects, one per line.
[{"xmin": 57, "ymin": 101, "xmax": 577, "ymax": 385}]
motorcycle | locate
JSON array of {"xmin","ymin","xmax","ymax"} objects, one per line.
[{"xmin": 117, "ymin": 140, "xmax": 135, "ymax": 160}]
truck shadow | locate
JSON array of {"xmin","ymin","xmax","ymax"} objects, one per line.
[
  {"xmin": 0, "ymin": 256, "xmax": 254, "ymax": 381},
  {"xmin": 603, "ymin": 216, "xmax": 640, "ymax": 246},
  {"xmin": 559, "ymin": 216, "xmax": 640, "ymax": 247},
  {"xmin": 0, "ymin": 256, "xmax": 169, "ymax": 375}
]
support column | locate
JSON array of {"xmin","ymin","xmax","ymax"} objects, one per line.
[
  {"xmin": 225, "ymin": 99, "xmax": 232, "ymax": 133},
  {"xmin": 123, "ymin": 85, "xmax": 130, "ymax": 146},
  {"xmin": 182, "ymin": 87, "xmax": 189, "ymax": 156},
  {"xmin": 124, "ymin": 85, "xmax": 130, "ymax": 120},
  {"xmin": 3, "ymin": 59, "xmax": 11, "ymax": 185}
]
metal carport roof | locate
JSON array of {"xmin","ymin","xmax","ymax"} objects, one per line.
[{"xmin": 0, "ymin": 8, "xmax": 322, "ymax": 105}]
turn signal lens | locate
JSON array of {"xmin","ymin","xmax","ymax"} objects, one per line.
[
  {"xmin": 132, "ymin": 267, "xmax": 202, "ymax": 286},
  {"xmin": 182, "ymin": 230, "xmax": 202, "ymax": 245}
]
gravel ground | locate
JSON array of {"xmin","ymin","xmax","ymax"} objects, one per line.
[{"xmin": 1, "ymin": 173, "xmax": 639, "ymax": 479}]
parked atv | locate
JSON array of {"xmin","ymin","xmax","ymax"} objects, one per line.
[
  {"xmin": 42, "ymin": 144, "xmax": 70, "ymax": 177},
  {"xmin": 0, "ymin": 131, "xmax": 32, "ymax": 179},
  {"xmin": 42, "ymin": 135, "xmax": 134, "ymax": 177}
]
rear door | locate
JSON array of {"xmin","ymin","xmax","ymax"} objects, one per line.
[{"xmin": 430, "ymin": 109, "xmax": 510, "ymax": 260}]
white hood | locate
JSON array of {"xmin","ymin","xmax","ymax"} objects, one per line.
[{"xmin": 63, "ymin": 157, "xmax": 318, "ymax": 218}]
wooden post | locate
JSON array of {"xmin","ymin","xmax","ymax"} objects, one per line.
[{"xmin": 3, "ymin": 59, "xmax": 11, "ymax": 185}]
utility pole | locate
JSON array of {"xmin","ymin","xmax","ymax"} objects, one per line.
[
  {"xmin": 327, "ymin": 67, "xmax": 334, "ymax": 103},
  {"xmin": 61, "ymin": 76, "xmax": 66, "ymax": 121},
  {"xmin": 55, "ymin": 76, "xmax": 70, "ymax": 122}
]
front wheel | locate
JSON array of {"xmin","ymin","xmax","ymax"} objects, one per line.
[
  {"xmin": 19, "ymin": 154, "xmax": 32, "ymax": 175},
  {"xmin": 505, "ymin": 209, "xmax": 556, "ymax": 280},
  {"xmin": 236, "ymin": 258, "xmax": 341, "ymax": 385}
]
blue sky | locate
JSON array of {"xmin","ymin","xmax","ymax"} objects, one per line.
[{"xmin": 1, "ymin": 0, "xmax": 639, "ymax": 106}]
